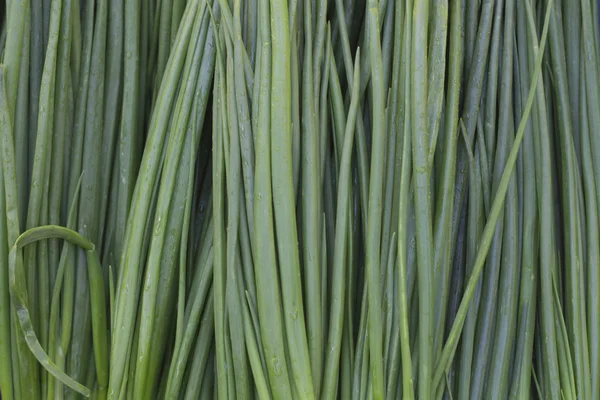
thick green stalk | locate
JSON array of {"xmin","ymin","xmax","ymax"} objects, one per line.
[
  {"xmin": 301, "ymin": 0, "xmax": 323, "ymax": 393},
  {"xmin": 509, "ymin": 4, "xmax": 538, "ymax": 396},
  {"xmin": 431, "ymin": 0, "xmax": 462, "ymax": 363},
  {"xmin": 396, "ymin": 5, "xmax": 413, "ymax": 395},
  {"xmin": 562, "ymin": 0, "xmax": 581, "ymax": 162},
  {"xmin": 252, "ymin": 0, "xmax": 293, "ymax": 396},
  {"xmin": 154, "ymin": 0, "xmax": 174, "ymax": 100},
  {"xmin": 29, "ymin": 0, "xmax": 43, "ymax": 219},
  {"xmin": 97, "ymin": 0, "xmax": 124, "ymax": 247},
  {"xmin": 425, "ymin": 0, "xmax": 447, "ymax": 165},
  {"xmin": 0, "ymin": 67, "xmax": 15, "ymax": 400},
  {"xmin": 15, "ymin": 8, "xmax": 30, "ymax": 237},
  {"xmin": 463, "ymin": 0, "xmax": 479, "ymax": 74},
  {"xmin": 3, "ymin": 0, "xmax": 29, "ymax": 120},
  {"xmin": 456, "ymin": 118, "xmax": 486, "ymax": 399},
  {"xmin": 410, "ymin": 0, "xmax": 433, "ymax": 398},
  {"xmin": 233, "ymin": 0, "xmax": 256, "ymax": 257},
  {"xmin": 291, "ymin": 26, "xmax": 301, "ymax": 201},
  {"xmin": 225, "ymin": 24, "xmax": 252, "ymax": 399},
  {"xmin": 116, "ymin": 0, "xmax": 141, "ymax": 263},
  {"xmin": 382, "ymin": 2, "xmax": 404, "ymax": 393},
  {"xmin": 379, "ymin": 0, "xmax": 403, "ymax": 296},
  {"xmin": 213, "ymin": 45, "xmax": 230, "ymax": 400},
  {"xmin": 171, "ymin": 0, "xmax": 186, "ymax": 42},
  {"xmin": 48, "ymin": 0, "xmax": 73, "ymax": 280},
  {"xmin": 45, "ymin": 1, "xmax": 73, "ymax": 396},
  {"xmin": 269, "ymin": 0, "xmax": 315, "ymax": 396},
  {"xmin": 580, "ymin": 9, "xmax": 600, "ymax": 397},
  {"xmin": 87, "ymin": 250, "xmax": 109, "ymax": 400},
  {"xmin": 361, "ymin": 0, "xmax": 388, "ymax": 399}
]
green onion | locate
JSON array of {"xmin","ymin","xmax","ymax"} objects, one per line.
[{"xmin": 2, "ymin": 0, "xmax": 600, "ymax": 398}]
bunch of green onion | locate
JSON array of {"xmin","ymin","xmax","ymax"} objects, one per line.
[{"xmin": 1, "ymin": 0, "xmax": 600, "ymax": 398}]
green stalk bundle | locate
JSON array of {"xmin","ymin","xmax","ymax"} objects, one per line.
[{"xmin": 2, "ymin": 0, "xmax": 600, "ymax": 399}]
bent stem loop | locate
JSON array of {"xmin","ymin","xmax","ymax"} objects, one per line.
[{"xmin": 8, "ymin": 225, "xmax": 109, "ymax": 399}]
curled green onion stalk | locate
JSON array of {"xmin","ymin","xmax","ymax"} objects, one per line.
[{"xmin": 1, "ymin": 0, "xmax": 600, "ymax": 398}]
